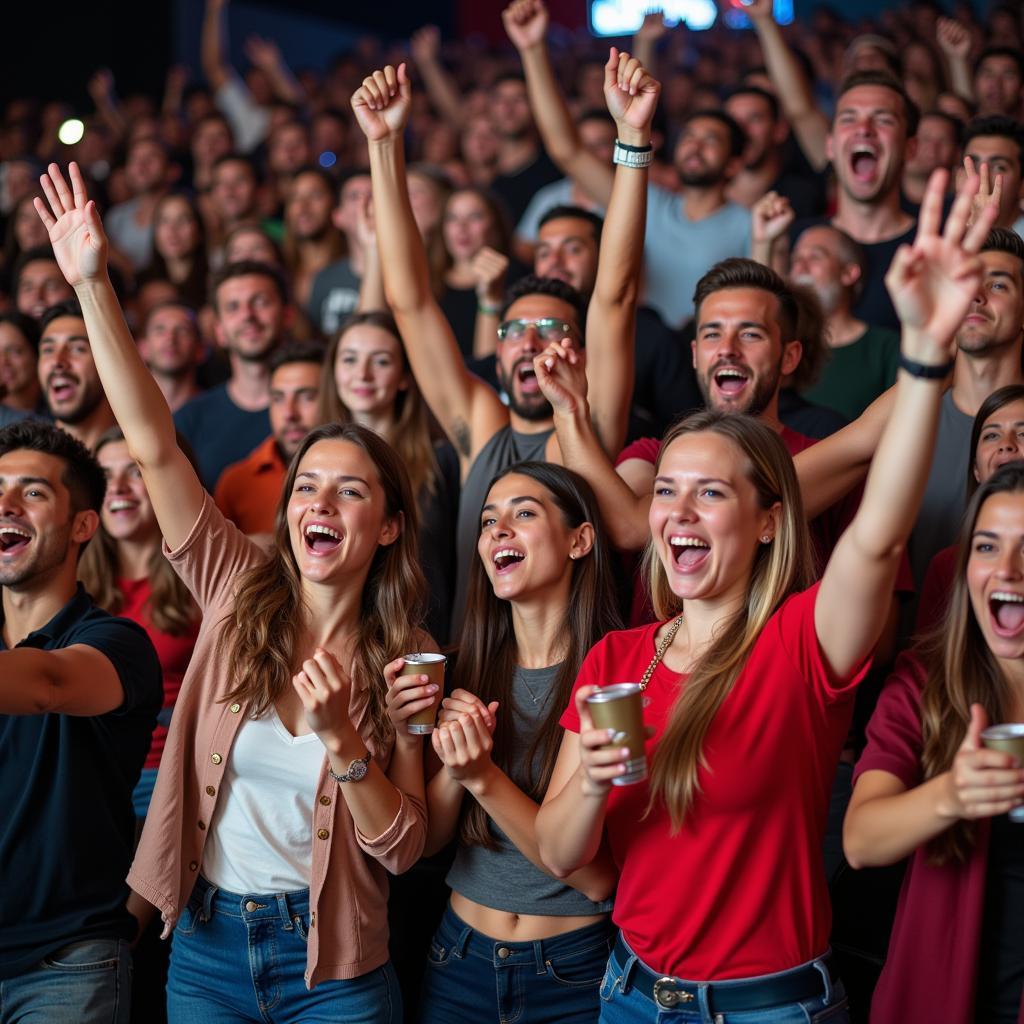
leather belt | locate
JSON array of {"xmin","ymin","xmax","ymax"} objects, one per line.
[{"xmin": 613, "ymin": 934, "xmax": 836, "ymax": 1012}]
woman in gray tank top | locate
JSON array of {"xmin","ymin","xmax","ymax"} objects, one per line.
[{"xmin": 418, "ymin": 462, "xmax": 622, "ymax": 1023}]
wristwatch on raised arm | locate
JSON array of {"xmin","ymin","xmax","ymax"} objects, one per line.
[{"xmin": 329, "ymin": 751, "xmax": 372, "ymax": 784}]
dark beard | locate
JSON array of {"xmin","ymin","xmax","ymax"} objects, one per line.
[
  {"xmin": 679, "ymin": 168, "xmax": 725, "ymax": 188},
  {"xmin": 496, "ymin": 363, "xmax": 554, "ymax": 423}
]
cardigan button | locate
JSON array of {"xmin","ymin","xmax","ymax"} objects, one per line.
[
  {"xmin": 198, "ymin": 820, "xmax": 206, "ymax": 831},
  {"xmin": 211, "ymin": 753, "xmax": 222, "ymax": 765},
  {"xmin": 206, "ymin": 786, "xmax": 216, "ymax": 797},
  {"xmin": 319, "ymin": 795, "xmax": 331, "ymax": 806},
  {"xmin": 229, "ymin": 703, "xmax": 241, "ymax": 713},
  {"xmin": 317, "ymin": 829, "xmax": 329, "ymax": 840}
]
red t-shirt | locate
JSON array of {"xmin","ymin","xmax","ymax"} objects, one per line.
[
  {"xmin": 117, "ymin": 577, "xmax": 199, "ymax": 770},
  {"xmin": 915, "ymin": 544, "xmax": 956, "ymax": 636},
  {"xmin": 561, "ymin": 582, "xmax": 868, "ymax": 979}
]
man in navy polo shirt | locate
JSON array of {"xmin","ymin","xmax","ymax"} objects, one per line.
[{"xmin": 0, "ymin": 420, "xmax": 161, "ymax": 1023}]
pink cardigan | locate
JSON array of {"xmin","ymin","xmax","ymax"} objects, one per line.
[{"xmin": 127, "ymin": 495, "xmax": 426, "ymax": 988}]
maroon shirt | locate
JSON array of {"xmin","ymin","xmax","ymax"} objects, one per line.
[{"xmin": 855, "ymin": 653, "xmax": 1024, "ymax": 1024}]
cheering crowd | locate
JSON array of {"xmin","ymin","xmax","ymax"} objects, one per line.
[{"xmin": 2, "ymin": 0, "xmax": 1024, "ymax": 1021}]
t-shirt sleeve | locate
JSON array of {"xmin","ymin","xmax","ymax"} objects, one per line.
[
  {"xmin": 615, "ymin": 436, "xmax": 661, "ymax": 468},
  {"xmin": 163, "ymin": 492, "xmax": 265, "ymax": 612},
  {"xmin": 774, "ymin": 581, "xmax": 873, "ymax": 704},
  {"xmin": 215, "ymin": 75, "xmax": 270, "ymax": 153},
  {"xmin": 72, "ymin": 614, "xmax": 163, "ymax": 717},
  {"xmin": 853, "ymin": 652, "xmax": 926, "ymax": 789}
]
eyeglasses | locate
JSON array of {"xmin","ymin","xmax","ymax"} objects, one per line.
[{"xmin": 496, "ymin": 318, "xmax": 574, "ymax": 342}]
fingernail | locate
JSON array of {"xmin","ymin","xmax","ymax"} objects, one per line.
[
  {"xmin": 621, "ymin": 748, "xmax": 631, "ymax": 757},
  {"xmin": 607, "ymin": 728, "xmax": 616, "ymax": 740},
  {"xmin": 427, "ymin": 684, "xmax": 438, "ymax": 693}
]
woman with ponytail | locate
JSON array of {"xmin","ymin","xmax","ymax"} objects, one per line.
[{"xmin": 535, "ymin": 168, "xmax": 998, "ymax": 1023}]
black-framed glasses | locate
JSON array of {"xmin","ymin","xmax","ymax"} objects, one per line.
[{"xmin": 496, "ymin": 318, "xmax": 574, "ymax": 342}]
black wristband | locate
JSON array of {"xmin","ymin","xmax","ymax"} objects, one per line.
[
  {"xmin": 614, "ymin": 139, "xmax": 653, "ymax": 153},
  {"xmin": 897, "ymin": 353, "xmax": 956, "ymax": 379}
]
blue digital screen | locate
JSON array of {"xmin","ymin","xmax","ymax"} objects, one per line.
[{"xmin": 588, "ymin": 0, "xmax": 793, "ymax": 36}]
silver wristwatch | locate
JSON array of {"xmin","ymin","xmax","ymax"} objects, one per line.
[
  {"xmin": 329, "ymin": 751, "xmax": 371, "ymax": 784},
  {"xmin": 613, "ymin": 141, "xmax": 653, "ymax": 168}
]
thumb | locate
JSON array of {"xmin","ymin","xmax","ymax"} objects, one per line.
[
  {"xmin": 604, "ymin": 47, "xmax": 618, "ymax": 89},
  {"xmin": 487, "ymin": 700, "xmax": 500, "ymax": 716},
  {"xmin": 397, "ymin": 62, "xmax": 411, "ymax": 97},
  {"xmin": 962, "ymin": 703, "xmax": 989, "ymax": 751},
  {"xmin": 85, "ymin": 201, "xmax": 106, "ymax": 246}
]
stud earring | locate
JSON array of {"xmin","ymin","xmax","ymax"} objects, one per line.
[
  {"xmin": 569, "ymin": 553, "xmax": 577, "ymax": 560},
  {"xmin": 760, "ymin": 535, "xmax": 772, "ymax": 544}
]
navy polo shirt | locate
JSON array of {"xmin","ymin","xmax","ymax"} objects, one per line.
[{"xmin": 0, "ymin": 584, "xmax": 161, "ymax": 978}]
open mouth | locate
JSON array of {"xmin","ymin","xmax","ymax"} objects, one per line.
[
  {"xmin": 713, "ymin": 367, "xmax": 749, "ymax": 397},
  {"xmin": 669, "ymin": 535, "xmax": 710, "ymax": 572},
  {"xmin": 0, "ymin": 525, "xmax": 32, "ymax": 555},
  {"xmin": 304, "ymin": 522, "xmax": 342, "ymax": 554},
  {"xmin": 517, "ymin": 363, "xmax": 539, "ymax": 394},
  {"xmin": 849, "ymin": 145, "xmax": 879, "ymax": 183},
  {"xmin": 990, "ymin": 591, "xmax": 1024, "ymax": 637},
  {"xmin": 47, "ymin": 375, "xmax": 78, "ymax": 403},
  {"xmin": 107, "ymin": 499, "xmax": 138, "ymax": 515},
  {"xmin": 493, "ymin": 547, "xmax": 526, "ymax": 573}
]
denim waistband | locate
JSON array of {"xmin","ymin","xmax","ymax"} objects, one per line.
[
  {"xmin": 191, "ymin": 874, "xmax": 309, "ymax": 930},
  {"xmin": 609, "ymin": 932, "xmax": 839, "ymax": 1013},
  {"xmin": 436, "ymin": 904, "xmax": 613, "ymax": 971}
]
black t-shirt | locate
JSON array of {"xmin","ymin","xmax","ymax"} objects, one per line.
[
  {"xmin": 0, "ymin": 585, "xmax": 161, "ymax": 978},
  {"xmin": 490, "ymin": 149, "xmax": 562, "ymax": 225},
  {"xmin": 778, "ymin": 388, "xmax": 849, "ymax": 440},
  {"xmin": 173, "ymin": 382, "xmax": 271, "ymax": 492},
  {"xmin": 975, "ymin": 813, "xmax": 1024, "ymax": 1024},
  {"xmin": 791, "ymin": 217, "xmax": 916, "ymax": 332},
  {"xmin": 634, "ymin": 306, "xmax": 701, "ymax": 436}
]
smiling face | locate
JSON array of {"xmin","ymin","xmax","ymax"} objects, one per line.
[
  {"xmin": 478, "ymin": 472, "xmax": 590, "ymax": 604},
  {"xmin": 650, "ymin": 431, "xmax": 778, "ymax": 608},
  {"xmin": 37, "ymin": 316, "xmax": 106, "ymax": 426},
  {"xmin": 0, "ymin": 448, "xmax": 93, "ymax": 588},
  {"xmin": 213, "ymin": 274, "xmax": 286, "ymax": 362},
  {"xmin": 0, "ymin": 322, "xmax": 38, "ymax": 406},
  {"xmin": 285, "ymin": 438, "xmax": 399, "ymax": 586},
  {"xmin": 97, "ymin": 440, "xmax": 158, "ymax": 544},
  {"xmin": 443, "ymin": 191, "xmax": 495, "ymax": 263},
  {"xmin": 140, "ymin": 305, "xmax": 202, "ymax": 378},
  {"xmin": 333, "ymin": 324, "xmax": 407, "ymax": 420},
  {"xmin": 16, "ymin": 260, "xmax": 74, "ymax": 322},
  {"xmin": 968, "ymin": 490, "xmax": 1024, "ymax": 661},
  {"xmin": 827, "ymin": 84, "xmax": 911, "ymax": 204},
  {"xmin": 974, "ymin": 399, "xmax": 1024, "ymax": 483},
  {"xmin": 692, "ymin": 287, "xmax": 801, "ymax": 418},
  {"xmin": 270, "ymin": 361, "xmax": 321, "ymax": 462}
]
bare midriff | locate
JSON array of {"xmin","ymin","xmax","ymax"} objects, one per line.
[{"xmin": 449, "ymin": 891, "xmax": 607, "ymax": 942}]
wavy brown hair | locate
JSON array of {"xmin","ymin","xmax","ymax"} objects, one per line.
[
  {"xmin": 919, "ymin": 464, "xmax": 1024, "ymax": 864},
  {"xmin": 317, "ymin": 311, "xmax": 440, "ymax": 498},
  {"xmin": 78, "ymin": 427, "xmax": 199, "ymax": 635},
  {"xmin": 220, "ymin": 422, "xmax": 427, "ymax": 745},
  {"xmin": 456, "ymin": 462, "xmax": 622, "ymax": 849},
  {"xmin": 643, "ymin": 412, "xmax": 814, "ymax": 832}
]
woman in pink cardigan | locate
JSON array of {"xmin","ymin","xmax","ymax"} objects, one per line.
[{"xmin": 36, "ymin": 162, "xmax": 434, "ymax": 1022}]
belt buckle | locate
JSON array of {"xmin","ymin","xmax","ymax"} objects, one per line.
[{"xmin": 653, "ymin": 977, "xmax": 694, "ymax": 1008}]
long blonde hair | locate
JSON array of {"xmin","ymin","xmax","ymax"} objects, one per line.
[
  {"xmin": 220, "ymin": 422, "xmax": 427, "ymax": 746},
  {"xmin": 919, "ymin": 464, "xmax": 1024, "ymax": 864},
  {"xmin": 644, "ymin": 412, "xmax": 814, "ymax": 831},
  {"xmin": 78, "ymin": 427, "xmax": 199, "ymax": 635},
  {"xmin": 317, "ymin": 311, "xmax": 440, "ymax": 498}
]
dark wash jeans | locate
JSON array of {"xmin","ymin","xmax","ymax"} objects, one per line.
[
  {"xmin": 0, "ymin": 937, "xmax": 131, "ymax": 1024},
  {"xmin": 167, "ymin": 875, "xmax": 401, "ymax": 1024},
  {"xmin": 419, "ymin": 903, "xmax": 614, "ymax": 1024}
]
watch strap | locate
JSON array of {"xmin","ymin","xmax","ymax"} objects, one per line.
[{"xmin": 329, "ymin": 750, "xmax": 372, "ymax": 783}]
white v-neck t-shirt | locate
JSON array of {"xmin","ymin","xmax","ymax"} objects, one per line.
[{"xmin": 201, "ymin": 710, "xmax": 326, "ymax": 893}]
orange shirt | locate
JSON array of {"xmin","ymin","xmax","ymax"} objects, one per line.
[{"xmin": 213, "ymin": 435, "xmax": 285, "ymax": 534}]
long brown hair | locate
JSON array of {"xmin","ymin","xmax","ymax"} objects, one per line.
[
  {"xmin": 644, "ymin": 412, "xmax": 814, "ymax": 831},
  {"xmin": 141, "ymin": 191, "xmax": 210, "ymax": 310},
  {"xmin": 455, "ymin": 462, "xmax": 622, "ymax": 848},
  {"xmin": 317, "ymin": 311, "xmax": 440, "ymax": 498},
  {"xmin": 220, "ymin": 422, "xmax": 427, "ymax": 746},
  {"xmin": 78, "ymin": 427, "xmax": 199, "ymax": 635},
  {"xmin": 919, "ymin": 464, "xmax": 1024, "ymax": 864}
]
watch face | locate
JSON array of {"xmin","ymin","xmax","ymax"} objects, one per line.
[{"xmin": 348, "ymin": 757, "xmax": 369, "ymax": 782}]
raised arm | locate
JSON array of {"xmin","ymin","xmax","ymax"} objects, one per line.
[
  {"xmin": 243, "ymin": 36, "xmax": 305, "ymax": 108},
  {"xmin": 504, "ymin": 0, "xmax": 615, "ymax": 208},
  {"xmin": 201, "ymin": 0, "xmax": 231, "ymax": 92},
  {"xmin": 354, "ymin": 64, "xmax": 507, "ymax": 468},
  {"xmin": 353, "ymin": 193, "xmax": 386, "ymax": 312},
  {"xmin": 0, "ymin": 645, "xmax": 124, "ymax": 716},
  {"xmin": 815, "ymin": 169, "xmax": 998, "ymax": 678},
  {"xmin": 35, "ymin": 163, "xmax": 204, "ymax": 550},
  {"xmin": 750, "ymin": 191, "xmax": 794, "ymax": 276},
  {"xmin": 583, "ymin": 50, "xmax": 657, "ymax": 456},
  {"xmin": 747, "ymin": 0, "xmax": 829, "ymax": 172},
  {"xmin": 936, "ymin": 18, "xmax": 975, "ymax": 104},
  {"xmin": 631, "ymin": 11, "xmax": 667, "ymax": 80},
  {"xmin": 410, "ymin": 26, "xmax": 467, "ymax": 131}
]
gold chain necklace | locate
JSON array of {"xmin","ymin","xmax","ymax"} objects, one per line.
[{"xmin": 639, "ymin": 614, "xmax": 684, "ymax": 691}]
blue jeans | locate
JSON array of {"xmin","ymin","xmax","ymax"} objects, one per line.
[
  {"xmin": 419, "ymin": 903, "xmax": 614, "ymax": 1024},
  {"xmin": 167, "ymin": 876, "xmax": 401, "ymax": 1024},
  {"xmin": 598, "ymin": 935, "xmax": 850, "ymax": 1024},
  {"xmin": 0, "ymin": 937, "xmax": 132, "ymax": 1023}
]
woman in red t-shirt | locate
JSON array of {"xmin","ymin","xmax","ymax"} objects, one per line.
[
  {"xmin": 535, "ymin": 170, "xmax": 998, "ymax": 1023},
  {"xmin": 846, "ymin": 460, "xmax": 1024, "ymax": 1023},
  {"xmin": 79, "ymin": 426, "xmax": 200, "ymax": 819}
]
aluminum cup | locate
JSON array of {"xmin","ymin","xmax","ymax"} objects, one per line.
[
  {"xmin": 400, "ymin": 653, "xmax": 446, "ymax": 735},
  {"xmin": 981, "ymin": 723, "xmax": 1024, "ymax": 822},
  {"xmin": 586, "ymin": 683, "xmax": 647, "ymax": 786}
]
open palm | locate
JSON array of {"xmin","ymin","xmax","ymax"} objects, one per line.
[{"xmin": 34, "ymin": 162, "xmax": 107, "ymax": 288}]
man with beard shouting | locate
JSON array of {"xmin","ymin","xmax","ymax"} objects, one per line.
[{"xmin": 354, "ymin": 51, "xmax": 654, "ymax": 628}]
